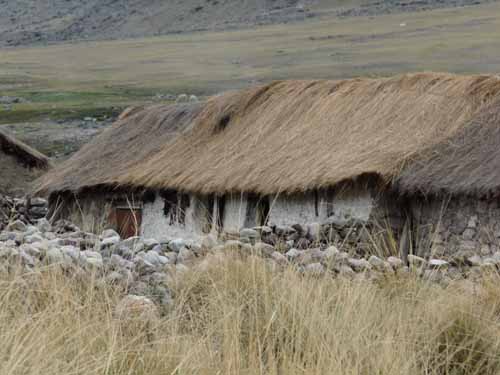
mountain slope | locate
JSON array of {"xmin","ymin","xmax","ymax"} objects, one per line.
[{"xmin": 0, "ymin": 0, "xmax": 496, "ymax": 47}]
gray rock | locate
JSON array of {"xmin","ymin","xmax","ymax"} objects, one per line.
[
  {"xmin": 480, "ymin": 244, "xmax": 491, "ymax": 256},
  {"xmin": 271, "ymin": 251, "xmax": 287, "ymax": 265},
  {"xmin": 253, "ymin": 226, "xmax": 273, "ymax": 235},
  {"xmin": 387, "ymin": 256, "xmax": 404, "ymax": 270},
  {"xmin": 36, "ymin": 218, "xmax": 52, "ymax": 233},
  {"xmin": 46, "ymin": 248, "xmax": 64, "ymax": 264},
  {"xmin": 368, "ymin": 255, "xmax": 385, "ymax": 270},
  {"xmin": 275, "ymin": 226, "xmax": 296, "ymax": 236},
  {"xmin": 150, "ymin": 244, "xmax": 163, "ymax": 254},
  {"xmin": 30, "ymin": 197, "xmax": 47, "ymax": 207},
  {"xmin": 254, "ymin": 242, "xmax": 275, "ymax": 257},
  {"xmin": 0, "ymin": 231, "xmax": 17, "ymax": 242},
  {"xmin": 121, "ymin": 236, "xmax": 144, "ymax": 252},
  {"xmin": 144, "ymin": 251, "xmax": 163, "ymax": 267},
  {"xmin": 189, "ymin": 95, "xmax": 199, "ymax": 103},
  {"xmin": 19, "ymin": 250, "xmax": 36, "ymax": 267},
  {"xmin": 81, "ymin": 250, "xmax": 103, "ymax": 269},
  {"xmin": 323, "ymin": 245, "xmax": 339, "ymax": 259},
  {"xmin": 85, "ymin": 257, "xmax": 104, "ymax": 270},
  {"xmin": 134, "ymin": 257, "xmax": 156, "ymax": 275},
  {"xmin": 20, "ymin": 244, "xmax": 41, "ymax": 258},
  {"xmin": 323, "ymin": 212, "xmax": 355, "ymax": 228},
  {"xmin": 491, "ymin": 252, "xmax": 500, "ymax": 263},
  {"xmin": 428, "ymin": 259, "xmax": 449, "ymax": 269},
  {"xmin": 101, "ymin": 236, "xmax": 120, "ymax": 248},
  {"xmin": 110, "ymin": 254, "xmax": 134, "ymax": 270},
  {"xmin": 285, "ymin": 248, "xmax": 302, "ymax": 260},
  {"xmin": 7, "ymin": 220, "xmax": 26, "ymax": 232},
  {"xmin": 143, "ymin": 238, "xmax": 159, "ymax": 251},
  {"xmin": 24, "ymin": 225, "xmax": 39, "ymax": 235},
  {"xmin": 462, "ymin": 228, "xmax": 476, "ymax": 241},
  {"xmin": 467, "ymin": 255, "xmax": 483, "ymax": 267},
  {"xmin": 158, "ymin": 255, "xmax": 169, "ymax": 265},
  {"xmin": 168, "ymin": 238, "xmax": 187, "ymax": 253},
  {"xmin": 102, "ymin": 229, "xmax": 120, "ymax": 239},
  {"xmin": 240, "ymin": 228, "xmax": 259, "ymax": 240},
  {"xmin": 44, "ymin": 232, "xmax": 56, "ymax": 240},
  {"xmin": 24, "ymin": 233, "xmax": 44, "ymax": 244},
  {"xmin": 58, "ymin": 238, "xmax": 81, "ymax": 247},
  {"xmin": 348, "ymin": 258, "xmax": 372, "ymax": 272}
]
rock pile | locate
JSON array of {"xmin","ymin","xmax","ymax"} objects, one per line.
[
  {"xmin": 1, "ymin": 214, "xmax": 499, "ymax": 307},
  {"xmin": 0, "ymin": 195, "xmax": 48, "ymax": 231},
  {"xmin": 230, "ymin": 221, "xmax": 381, "ymax": 256}
]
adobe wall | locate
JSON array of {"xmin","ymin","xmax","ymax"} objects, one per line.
[
  {"xmin": 48, "ymin": 193, "xmax": 115, "ymax": 233},
  {"xmin": 267, "ymin": 186, "xmax": 376, "ymax": 228},
  {"xmin": 141, "ymin": 192, "xmax": 211, "ymax": 241},
  {"xmin": 268, "ymin": 192, "xmax": 323, "ymax": 227},
  {"xmin": 222, "ymin": 194, "xmax": 248, "ymax": 233},
  {"xmin": 411, "ymin": 196, "xmax": 500, "ymax": 258}
]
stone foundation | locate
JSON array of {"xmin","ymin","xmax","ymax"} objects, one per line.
[{"xmin": 411, "ymin": 196, "xmax": 500, "ymax": 258}]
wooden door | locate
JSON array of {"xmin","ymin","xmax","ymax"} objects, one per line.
[{"xmin": 115, "ymin": 208, "xmax": 142, "ymax": 238}]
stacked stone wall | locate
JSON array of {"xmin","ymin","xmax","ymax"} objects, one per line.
[{"xmin": 412, "ymin": 197, "xmax": 500, "ymax": 259}]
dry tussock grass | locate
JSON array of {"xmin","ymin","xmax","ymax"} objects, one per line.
[{"xmin": 1, "ymin": 256, "xmax": 500, "ymax": 374}]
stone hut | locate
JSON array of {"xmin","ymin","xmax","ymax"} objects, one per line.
[
  {"xmin": 0, "ymin": 129, "xmax": 51, "ymax": 196},
  {"xmin": 34, "ymin": 73, "xmax": 500, "ymax": 257}
]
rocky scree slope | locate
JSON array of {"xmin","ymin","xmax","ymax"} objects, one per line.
[
  {"xmin": 0, "ymin": 0, "xmax": 309, "ymax": 47},
  {"xmin": 0, "ymin": 0, "xmax": 497, "ymax": 47}
]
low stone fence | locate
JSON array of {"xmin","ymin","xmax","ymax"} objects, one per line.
[
  {"xmin": 0, "ymin": 194, "xmax": 48, "ymax": 230},
  {"xmin": 1, "ymin": 214, "xmax": 500, "ymax": 312}
]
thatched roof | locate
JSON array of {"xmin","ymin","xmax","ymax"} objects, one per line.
[
  {"xmin": 397, "ymin": 98, "xmax": 500, "ymax": 196},
  {"xmin": 0, "ymin": 130, "xmax": 50, "ymax": 170},
  {"xmin": 35, "ymin": 72, "xmax": 500, "ymax": 197},
  {"xmin": 0, "ymin": 129, "xmax": 51, "ymax": 196}
]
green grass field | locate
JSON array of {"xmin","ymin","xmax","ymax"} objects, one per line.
[{"xmin": 1, "ymin": 2, "xmax": 500, "ymax": 136}]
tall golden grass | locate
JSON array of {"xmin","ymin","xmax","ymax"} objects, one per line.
[{"xmin": 1, "ymin": 255, "xmax": 500, "ymax": 374}]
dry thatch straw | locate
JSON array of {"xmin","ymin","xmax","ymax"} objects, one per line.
[
  {"xmin": 35, "ymin": 72, "xmax": 500, "ymax": 197},
  {"xmin": 397, "ymin": 97, "xmax": 500, "ymax": 196},
  {"xmin": 0, "ymin": 129, "xmax": 51, "ymax": 195}
]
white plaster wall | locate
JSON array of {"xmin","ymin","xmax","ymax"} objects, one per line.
[
  {"xmin": 141, "ymin": 193, "xmax": 203, "ymax": 241},
  {"xmin": 223, "ymin": 194, "xmax": 248, "ymax": 233},
  {"xmin": 268, "ymin": 192, "xmax": 321, "ymax": 227},
  {"xmin": 329, "ymin": 188, "xmax": 374, "ymax": 225},
  {"xmin": 268, "ymin": 187, "xmax": 374, "ymax": 227}
]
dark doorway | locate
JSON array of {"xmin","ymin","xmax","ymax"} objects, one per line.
[{"xmin": 115, "ymin": 208, "xmax": 142, "ymax": 238}]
